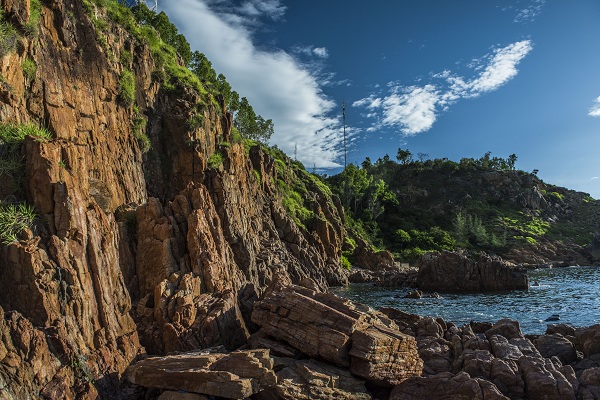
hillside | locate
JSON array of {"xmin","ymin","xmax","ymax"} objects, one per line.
[
  {"xmin": 0, "ymin": 0, "xmax": 352, "ymax": 397},
  {"xmin": 327, "ymin": 151, "xmax": 600, "ymax": 266}
]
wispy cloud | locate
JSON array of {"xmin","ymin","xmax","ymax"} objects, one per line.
[
  {"xmin": 292, "ymin": 45, "xmax": 329, "ymax": 59},
  {"xmin": 514, "ymin": 0, "xmax": 546, "ymax": 23},
  {"xmin": 162, "ymin": 0, "xmax": 345, "ymax": 168},
  {"xmin": 589, "ymin": 96, "xmax": 600, "ymax": 117},
  {"xmin": 354, "ymin": 40, "xmax": 533, "ymax": 135}
]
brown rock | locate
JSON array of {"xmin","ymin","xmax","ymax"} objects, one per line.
[
  {"xmin": 535, "ymin": 334, "xmax": 578, "ymax": 365},
  {"xmin": 417, "ymin": 251, "xmax": 528, "ymax": 292},
  {"xmin": 157, "ymin": 392, "xmax": 209, "ymax": 400},
  {"xmin": 576, "ymin": 325, "xmax": 600, "ymax": 358},
  {"xmin": 518, "ymin": 355, "xmax": 576, "ymax": 400},
  {"xmin": 390, "ymin": 371, "xmax": 509, "ymax": 400},
  {"xmin": 485, "ymin": 319, "xmax": 524, "ymax": 341},
  {"xmin": 126, "ymin": 349, "xmax": 276, "ymax": 398},
  {"xmin": 257, "ymin": 358, "xmax": 371, "ymax": 400},
  {"xmin": 251, "ymin": 280, "xmax": 423, "ymax": 386}
]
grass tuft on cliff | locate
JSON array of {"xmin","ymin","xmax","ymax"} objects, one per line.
[
  {"xmin": 0, "ymin": 202, "xmax": 36, "ymax": 245},
  {"xmin": 0, "ymin": 11, "xmax": 18, "ymax": 56},
  {"xmin": 0, "ymin": 122, "xmax": 52, "ymax": 144},
  {"xmin": 118, "ymin": 69, "xmax": 136, "ymax": 106}
]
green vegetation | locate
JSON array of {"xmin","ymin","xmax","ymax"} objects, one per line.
[
  {"xmin": 0, "ymin": 11, "xmax": 18, "ymax": 56},
  {"xmin": 207, "ymin": 152, "xmax": 224, "ymax": 168},
  {"xmin": 25, "ymin": 0, "xmax": 42, "ymax": 38},
  {"xmin": 327, "ymin": 148, "xmax": 599, "ymax": 262},
  {"xmin": 0, "ymin": 202, "xmax": 36, "ymax": 245},
  {"xmin": 0, "ymin": 122, "xmax": 52, "ymax": 144},
  {"xmin": 118, "ymin": 69, "xmax": 136, "ymax": 106},
  {"xmin": 21, "ymin": 57, "xmax": 37, "ymax": 81},
  {"xmin": 132, "ymin": 113, "xmax": 150, "ymax": 153}
]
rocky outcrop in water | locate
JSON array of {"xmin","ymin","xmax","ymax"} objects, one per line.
[{"xmin": 417, "ymin": 251, "xmax": 529, "ymax": 292}]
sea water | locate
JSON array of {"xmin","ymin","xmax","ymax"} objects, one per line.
[{"xmin": 331, "ymin": 266, "xmax": 600, "ymax": 334}]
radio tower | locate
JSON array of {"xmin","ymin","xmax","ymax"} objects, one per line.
[{"xmin": 120, "ymin": 0, "xmax": 158, "ymax": 11}]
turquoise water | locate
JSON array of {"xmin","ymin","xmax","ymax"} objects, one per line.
[{"xmin": 331, "ymin": 266, "xmax": 600, "ymax": 334}]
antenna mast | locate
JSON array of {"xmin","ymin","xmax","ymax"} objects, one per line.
[
  {"xmin": 120, "ymin": 0, "xmax": 157, "ymax": 11},
  {"xmin": 342, "ymin": 101, "xmax": 347, "ymax": 170}
]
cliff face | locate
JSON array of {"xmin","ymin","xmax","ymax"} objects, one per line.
[{"xmin": 0, "ymin": 1, "xmax": 347, "ymax": 398}]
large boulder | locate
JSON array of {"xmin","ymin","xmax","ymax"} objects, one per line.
[
  {"xmin": 575, "ymin": 324, "xmax": 600, "ymax": 358},
  {"xmin": 417, "ymin": 251, "xmax": 528, "ymax": 292},
  {"xmin": 251, "ymin": 277, "xmax": 423, "ymax": 386},
  {"xmin": 534, "ymin": 334, "xmax": 578, "ymax": 365}
]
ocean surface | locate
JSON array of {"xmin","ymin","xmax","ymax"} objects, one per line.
[{"xmin": 331, "ymin": 266, "xmax": 600, "ymax": 334}]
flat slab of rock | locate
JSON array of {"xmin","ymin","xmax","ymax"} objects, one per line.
[
  {"xmin": 251, "ymin": 279, "xmax": 423, "ymax": 386},
  {"xmin": 126, "ymin": 349, "xmax": 276, "ymax": 398}
]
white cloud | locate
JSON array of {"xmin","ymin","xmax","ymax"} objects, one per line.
[
  {"xmin": 292, "ymin": 45, "xmax": 329, "ymax": 59},
  {"xmin": 161, "ymin": 0, "xmax": 344, "ymax": 168},
  {"xmin": 592, "ymin": 177, "xmax": 600, "ymax": 180},
  {"xmin": 514, "ymin": 0, "xmax": 546, "ymax": 23},
  {"xmin": 589, "ymin": 96, "xmax": 600, "ymax": 117},
  {"xmin": 354, "ymin": 40, "xmax": 533, "ymax": 136},
  {"xmin": 312, "ymin": 47, "xmax": 329, "ymax": 58}
]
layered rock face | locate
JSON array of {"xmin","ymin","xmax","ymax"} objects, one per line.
[
  {"xmin": 251, "ymin": 275, "xmax": 423, "ymax": 386},
  {"xmin": 0, "ymin": 0, "xmax": 347, "ymax": 397},
  {"xmin": 126, "ymin": 278, "xmax": 424, "ymax": 398},
  {"xmin": 417, "ymin": 251, "xmax": 529, "ymax": 292}
]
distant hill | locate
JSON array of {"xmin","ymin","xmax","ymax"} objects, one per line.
[{"xmin": 327, "ymin": 150, "xmax": 600, "ymax": 266}]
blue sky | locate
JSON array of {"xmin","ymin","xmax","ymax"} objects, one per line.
[{"xmin": 161, "ymin": 1, "xmax": 600, "ymax": 198}]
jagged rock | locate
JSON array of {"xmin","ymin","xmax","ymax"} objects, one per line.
[
  {"xmin": 485, "ymin": 319, "xmax": 524, "ymax": 341},
  {"xmin": 576, "ymin": 325, "xmax": 600, "ymax": 358},
  {"xmin": 389, "ymin": 371, "xmax": 510, "ymax": 400},
  {"xmin": 126, "ymin": 349, "xmax": 276, "ymax": 398},
  {"xmin": 535, "ymin": 334, "xmax": 578, "ymax": 365},
  {"xmin": 251, "ymin": 278, "xmax": 423, "ymax": 386},
  {"xmin": 578, "ymin": 368, "xmax": 600, "ymax": 400},
  {"xmin": 257, "ymin": 358, "xmax": 371, "ymax": 400},
  {"xmin": 379, "ymin": 307, "xmax": 424, "ymax": 336},
  {"xmin": 351, "ymin": 237, "xmax": 396, "ymax": 271},
  {"xmin": 417, "ymin": 251, "xmax": 529, "ymax": 292},
  {"xmin": 518, "ymin": 356, "xmax": 576, "ymax": 400}
]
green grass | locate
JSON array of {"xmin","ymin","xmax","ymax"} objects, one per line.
[
  {"xmin": 207, "ymin": 152, "xmax": 224, "ymax": 168},
  {"xmin": 0, "ymin": 157, "xmax": 23, "ymax": 176},
  {"xmin": 25, "ymin": 0, "xmax": 42, "ymax": 38},
  {"xmin": 22, "ymin": 57, "xmax": 37, "ymax": 81},
  {"xmin": 0, "ymin": 122, "xmax": 52, "ymax": 144},
  {"xmin": 0, "ymin": 203, "xmax": 36, "ymax": 245},
  {"xmin": 0, "ymin": 12, "xmax": 18, "ymax": 56},
  {"xmin": 118, "ymin": 69, "xmax": 136, "ymax": 106}
]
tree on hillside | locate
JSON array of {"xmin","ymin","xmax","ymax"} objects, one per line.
[
  {"xmin": 234, "ymin": 97, "xmax": 273, "ymax": 143},
  {"xmin": 507, "ymin": 154, "xmax": 518, "ymax": 170},
  {"xmin": 396, "ymin": 148, "xmax": 413, "ymax": 164}
]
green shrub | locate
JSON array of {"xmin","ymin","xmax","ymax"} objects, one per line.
[
  {"xmin": 120, "ymin": 49, "xmax": 133, "ymax": 67},
  {"xmin": 118, "ymin": 69, "xmax": 136, "ymax": 106},
  {"xmin": 0, "ymin": 12, "xmax": 18, "ymax": 56},
  {"xmin": 0, "ymin": 202, "xmax": 36, "ymax": 245},
  {"xmin": 187, "ymin": 113, "xmax": 203, "ymax": 130},
  {"xmin": 207, "ymin": 152, "xmax": 223, "ymax": 168},
  {"xmin": 341, "ymin": 255, "xmax": 352, "ymax": 270},
  {"xmin": 0, "ymin": 122, "xmax": 52, "ymax": 144},
  {"xmin": 22, "ymin": 57, "xmax": 37, "ymax": 81},
  {"xmin": 132, "ymin": 115, "xmax": 150, "ymax": 153},
  {"xmin": 25, "ymin": 0, "xmax": 42, "ymax": 38}
]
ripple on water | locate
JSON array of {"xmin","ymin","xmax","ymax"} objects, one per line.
[{"xmin": 332, "ymin": 266, "xmax": 600, "ymax": 334}]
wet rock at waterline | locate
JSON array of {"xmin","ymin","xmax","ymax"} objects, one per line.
[{"xmin": 417, "ymin": 251, "xmax": 529, "ymax": 292}]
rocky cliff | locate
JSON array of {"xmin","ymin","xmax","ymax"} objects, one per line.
[{"xmin": 0, "ymin": 1, "xmax": 348, "ymax": 397}]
